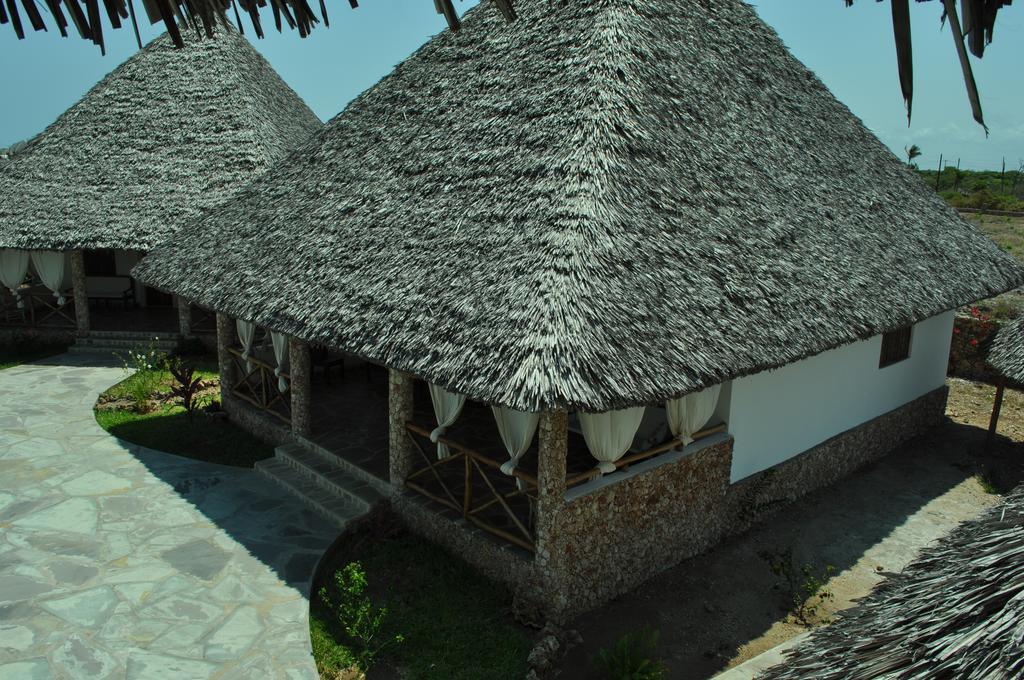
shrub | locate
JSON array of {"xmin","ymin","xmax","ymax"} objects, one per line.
[
  {"xmin": 759, "ymin": 548, "xmax": 835, "ymax": 626},
  {"xmin": 163, "ymin": 356, "xmax": 208, "ymax": 421},
  {"xmin": 318, "ymin": 562, "xmax": 403, "ymax": 672},
  {"xmin": 594, "ymin": 627, "xmax": 668, "ymax": 680},
  {"xmin": 948, "ymin": 307, "xmax": 998, "ymax": 380},
  {"xmin": 119, "ymin": 339, "xmax": 168, "ymax": 413}
]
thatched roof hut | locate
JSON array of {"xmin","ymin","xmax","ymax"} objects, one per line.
[
  {"xmin": 0, "ymin": 28, "xmax": 321, "ymax": 252},
  {"xmin": 133, "ymin": 0, "xmax": 1024, "ymax": 413},
  {"xmin": 759, "ymin": 484, "xmax": 1024, "ymax": 680},
  {"xmin": 988, "ymin": 319, "xmax": 1024, "ymax": 387}
]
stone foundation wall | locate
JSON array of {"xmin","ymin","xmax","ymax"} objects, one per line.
[
  {"xmin": 539, "ymin": 436, "xmax": 734, "ymax": 617},
  {"xmin": 722, "ymin": 385, "xmax": 948, "ymax": 532},
  {"xmin": 221, "ymin": 394, "xmax": 291, "ymax": 447},
  {"xmin": 394, "ymin": 386, "xmax": 949, "ymax": 622},
  {"xmin": 0, "ymin": 327, "xmax": 77, "ymax": 347}
]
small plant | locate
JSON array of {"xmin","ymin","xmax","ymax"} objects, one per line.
[
  {"xmin": 759, "ymin": 548, "xmax": 835, "ymax": 626},
  {"xmin": 976, "ymin": 471, "xmax": 1000, "ymax": 495},
  {"xmin": 318, "ymin": 562, "xmax": 402, "ymax": 672},
  {"xmin": 594, "ymin": 627, "xmax": 668, "ymax": 680},
  {"xmin": 119, "ymin": 338, "xmax": 167, "ymax": 413},
  {"xmin": 163, "ymin": 356, "xmax": 207, "ymax": 421}
]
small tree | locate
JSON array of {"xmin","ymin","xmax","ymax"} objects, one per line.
[{"xmin": 905, "ymin": 144, "xmax": 922, "ymax": 168}]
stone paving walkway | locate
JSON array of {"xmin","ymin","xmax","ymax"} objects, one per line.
[{"xmin": 0, "ymin": 355, "xmax": 340, "ymax": 679}]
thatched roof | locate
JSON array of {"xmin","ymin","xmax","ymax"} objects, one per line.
[
  {"xmin": 0, "ymin": 27, "xmax": 320, "ymax": 252},
  {"xmin": 759, "ymin": 485, "xmax": 1024, "ymax": 680},
  {"xmin": 133, "ymin": 0, "xmax": 1024, "ymax": 413},
  {"xmin": 989, "ymin": 319, "xmax": 1024, "ymax": 386}
]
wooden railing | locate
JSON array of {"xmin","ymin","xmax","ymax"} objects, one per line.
[
  {"xmin": 403, "ymin": 419, "xmax": 728, "ymax": 553},
  {"xmin": 565, "ymin": 422, "xmax": 728, "ymax": 489},
  {"xmin": 405, "ymin": 422, "xmax": 538, "ymax": 553},
  {"xmin": 0, "ymin": 289, "xmax": 75, "ymax": 328},
  {"xmin": 228, "ymin": 347, "xmax": 291, "ymax": 424}
]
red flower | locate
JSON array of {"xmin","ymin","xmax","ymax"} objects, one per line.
[
  {"xmin": 953, "ymin": 328, "xmax": 961, "ymax": 334},
  {"xmin": 970, "ymin": 339, "xmax": 979, "ymax": 346}
]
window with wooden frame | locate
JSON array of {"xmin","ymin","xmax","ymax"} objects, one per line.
[{"xmin": 879, "ymin": 326, "xmax": 912, "ymax": 368}]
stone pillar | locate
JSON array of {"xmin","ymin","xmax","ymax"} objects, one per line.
[
  {"xmin": 534, "ymin": 408, "xmax": 569, "ymax": 617},
  {"xmin": 534, "ymin": 409, "xmax": 568, "ymax": 563},
  {"xmin": 69, "ymin": 250, "xmax": 89, "ymax": 335},
  {"xmin": 388, "ymin": 369, "xmax": 416, "ymax": 491},
  {"xmin": 176, "ymin": 296, "xmax": 191, "ymax": 338},
  {"xmin": 289, "ymin": 338, "xmax": 312, "ymax": 438},
  {"xmin": 216, "ymin": 313, "xmax": 234, "ymax": 404}
]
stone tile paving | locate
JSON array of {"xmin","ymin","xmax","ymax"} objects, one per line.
[{"xmin": 0, "ymin": 355, "xmax": 341, "ymax": 679}]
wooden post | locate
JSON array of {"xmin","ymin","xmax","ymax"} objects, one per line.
[
  {"xmin": 534, "ymin": 409, "xmax": 568, "ymax": 568},
  {"xmin": 388, "ymin": 369, "xmax": 416, "ymax": 491},
  {"xmin": 289, "ymin": 338, "xmax": 312, "ymax": 438},
  {"xmin": 215, "ymin": 313, "xmax": 234, "ymax": 404},
  {"xmin": 985, "ymin": 381, "xmax": 1005, "ymax": 453},
  {"xmin": 69, "ymin": 250, "xmax": 90, "ymax": 336},
  {"xmin": 935, "ymin": 153, "xmax": 943, "ymax": 190},
  {"xmin": 176, "ymin": 296, "xmax": 191, "ymax": 338}
]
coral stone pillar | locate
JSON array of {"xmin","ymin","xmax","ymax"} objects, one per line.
[
  {"xmin": 176, "ymin": 296, "xmax": 192, "ymax": 338},
  {"xmin": 216, "ymin": 313, "xmax": 234, "ymax": 404},
  {"xmin": 289, "ymin": 338, "xmax": 312, "ymax": 438},
  {"xmin": 69, "ymin": 250, "xmax": 90, "ymax": 335},
  {"xmin": 535, "ymin": 409, "xmax": 568, "ymax": 557},
  {"xmin": 534, "ymin": 408, "xmax": 569, "ymax": 617},
  {"xmin": 388, "ymin": 369, "xmax": 416, "ymax": 491}
]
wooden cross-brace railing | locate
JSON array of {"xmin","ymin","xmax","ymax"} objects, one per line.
[
  {"xmin": 0, "ymin": 289, "xmax": 75, "ymax": 328},
  {"xmin": 405, "ymin": 422, "xmax": 537, "ymax": 553},
  {"xmin": 227, "ymin": 347, "xmax": 291, "ymax": 424}
]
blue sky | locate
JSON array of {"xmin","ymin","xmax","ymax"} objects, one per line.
[{"xmin": 1, "ymin": 0, "xmax": 1021, "ymax": 170}]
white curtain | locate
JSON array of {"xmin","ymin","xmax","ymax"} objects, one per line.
[
  {"xmin": 429, "ymin": 383, "xmax": 465, "ymax": 459},
  {"xmin": 666, "ymin": 384, "xmax": 722, "ymax": 446},
  {"xmin": 30, "ymin": 251, "xmax": 66, "ymax": 306},
  {"xmin": 270, "ymin": 331, "xmax": 290, "ymax": 393},
  {"xmin": 579, "ymin": 406, "xmax": 646, "ymax": 475},
  {"xmin": 492, "ymin": 406, "xmax": 540, "ymax": 477},
  {"xmin": 235, "ymin": 319, "xmax": 256, "ymax": 372},
  {"xmin": 0, "ymin": 249, "xmax": 29, "ymax": 308}
]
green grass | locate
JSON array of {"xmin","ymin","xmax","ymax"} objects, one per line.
[
  {"xmin": 95, "ymin": 404, "xmax": 273, "ymax": 467},
  {"xmin": 312, "ymin": 528, "xmax": 532, "ymax": 680},
  {"xmin": 94, "ymin": 358, "xmax": 273, "ymax": 467},
  {"xmin": 0, "ymin": 342, "xmax": 68, "ymax": 370},
  {"xmin": 103, "ymin": 359, "xmax": 219, "ymax": 401}
]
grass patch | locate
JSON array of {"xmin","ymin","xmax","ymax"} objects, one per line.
[
  {"xmin": 312, "ymin": 515, "xmax": 532, "ymax": 680},
  {"xmin": 95, "ymin": 404, "xmax": 273, "ymax": 467},
  {"xmin": 94, "ymin": 356, "xmax": 273, "ymax": 467},
  {"xmin": 0, "ymin": 342, "xmax": 67, "ymax": 370},
  {"xmin": 103, "ymin": 358, "xmax": 219, "ymax": 401}
]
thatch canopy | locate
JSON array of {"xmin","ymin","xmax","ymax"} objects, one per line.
[
  {"xmin": 988, "ymin": 319, "xmax": 1024, "ymax": 387},
  {"xmin": 759, "ymin": 484, "xmax": 1024, "ymax": 680},
  {"xmin": 0, "ymin": 27, "xmax": 320, "ymax": 252},
  {"xmin": 133, "ymin": 0, "xmax": 1024, "ymax": 413}
]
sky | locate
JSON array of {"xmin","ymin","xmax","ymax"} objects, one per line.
[{"xmin": 0, "ymin": 0, "xmax": 1021, "ymax": 171}]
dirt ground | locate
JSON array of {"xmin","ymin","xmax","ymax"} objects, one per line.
[{"xmin": 557, "ymin": 379, "xmax": 1024, "ymax": 680}]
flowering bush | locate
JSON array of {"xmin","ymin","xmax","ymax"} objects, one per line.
[
  {"xmin": 948, "ymin": 308, "xmax": 998, "ymax": 380},
  {"xmin": 119, "ymin": 338, "xmax": 168, "ymax": 413}
]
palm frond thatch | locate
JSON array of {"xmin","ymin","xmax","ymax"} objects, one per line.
[
  {"xmin": 988, "ymin": 319, "xmax": 1024, "ymax": 386},
  {"xmin": 759, "ymin": 484, "xmax": 1024, "ymax": 680},
  {"xmin": 0, "ymin": 27, "xmax": 322, "ymax": 252},
  {"xmin": 130, "ymin": 0, "xmax": 1024, "ymax": 414}
]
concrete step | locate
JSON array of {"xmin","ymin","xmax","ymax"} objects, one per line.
[
  {"xmin": 294, "ymin": 436, "xmax": 393, "ymax": 497},
  {"xmin": 274, "ymin": 443, "xmax": 384, "ymax": 511},
  {"xmin": 254, "ymin": 458, "xmax": 366, "ymax": 529},
  {"xmin": 70, "ymin": 334, "xmax": 180, "ymax": 355}
]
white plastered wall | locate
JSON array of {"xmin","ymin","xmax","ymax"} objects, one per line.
[{"xmin": 725, "ymin": 311, "xmax": 954, "ymax": 483}]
